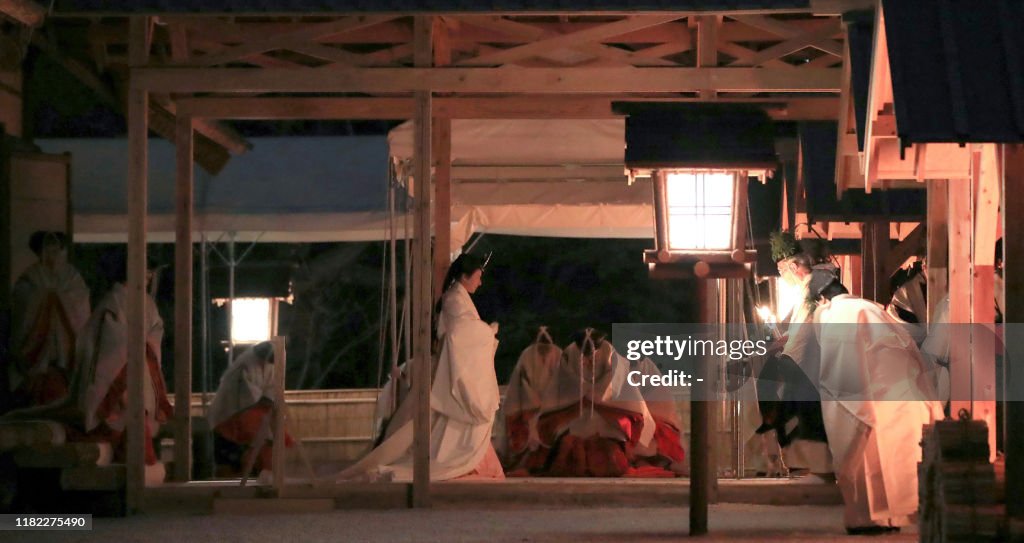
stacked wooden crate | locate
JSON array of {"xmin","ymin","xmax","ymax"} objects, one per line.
[{"xmin": 919, "ymin": 416, "xmax": 1001, "ymax": 542}]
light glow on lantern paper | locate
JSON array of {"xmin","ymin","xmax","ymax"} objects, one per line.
[
  {"xmin": 231, "ymin": 297, "xmax": 273, "ymax": 344},
  {"xmin": 665, "ymin": 172, "xmax": 735, "ymax": 250}
]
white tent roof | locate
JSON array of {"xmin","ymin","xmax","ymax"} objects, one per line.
[
  {"xmin": 388, "ymin": 119, "xmax": 626, "ymax": 166},
  {"xmin": 389, "ymin": 119, "xmax": 653, "ymax": 250}
]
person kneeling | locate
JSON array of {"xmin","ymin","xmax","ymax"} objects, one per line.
[{"xmin": 209, "ymin": 342, "xmax": 293, "ymax": 481}]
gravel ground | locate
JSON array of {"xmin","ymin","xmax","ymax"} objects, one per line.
[{"xmin": 10, "ymin": 504, "xmax": 916, "ymax": 543}]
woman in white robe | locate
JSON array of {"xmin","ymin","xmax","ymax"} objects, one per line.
[
  {"xmin": 808, "ymin": 268, "xmax": 943, "ymax": 534},
  {"xmin": 337, "ymin": 253, "xmax": 503, "ymax": 482}
]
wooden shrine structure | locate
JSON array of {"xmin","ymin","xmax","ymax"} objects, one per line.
[{"xmin": 0, "ymin": 0, "xmax": 1020, "ymax": 537}]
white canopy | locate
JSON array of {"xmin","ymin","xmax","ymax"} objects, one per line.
[{"xmin": 388, "ymin": 119, "xmax": 653, "ymax": 251}]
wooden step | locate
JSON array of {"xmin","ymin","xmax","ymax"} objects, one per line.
[
  {"xmin": 0, "ymin": 420, "xmax": 66, "ymax": 451},
  {"xmin": 13, "ymin": 442, "xmax": 113, "ymax": 468}
]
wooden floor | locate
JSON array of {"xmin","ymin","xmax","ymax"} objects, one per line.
[{"xmin": 143, "ymin": 476, "xmax": 843, "ymax": 514}]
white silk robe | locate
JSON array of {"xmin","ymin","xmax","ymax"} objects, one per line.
[
  {"xmin": 337, "ymin": 282, "xmax": 503, "ymax": 482},
  {"xmin": 813, "ymin": 294, "xmax": 944, "ymax": 528}
]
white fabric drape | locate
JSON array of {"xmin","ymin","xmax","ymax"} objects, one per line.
[
  {"xmin": 813, "ymin": 294, "xmax": 944, "ymax": 528},
  {"xmin": 337, "ymin": 283, "xmax": 501, "ymax": 482}
]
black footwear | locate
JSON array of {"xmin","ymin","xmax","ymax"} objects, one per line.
[{"xmin": 845, "ymin": 526, "xmax": 901, "ymax": 536}]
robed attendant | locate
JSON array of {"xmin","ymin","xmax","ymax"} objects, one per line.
[
  {"xmin": 337, "ymin": 253, "xmax": 503, "ymax": 481},
  {"xmin": 807, "ymin": 267, "xmax": 943, "ymax": 534},
  {"xmin": 8, "ymin": 232, "xmax": 90, "ymax": 407}
]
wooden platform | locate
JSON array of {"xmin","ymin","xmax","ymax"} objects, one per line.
[{"xmin": 142, "ymin": 477, "xmax": 843, "ymax": 514}]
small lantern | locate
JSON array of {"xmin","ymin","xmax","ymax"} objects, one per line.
[{"xmin": 620, "ymin": 104, "xmax": 777, "ymax": 278}]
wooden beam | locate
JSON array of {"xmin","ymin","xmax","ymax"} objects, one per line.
[
  {"xmin": 180, "ymin": 15, "xmax": 398, "ymax": 67},
  {"xmin": 172, "ymin": 115, "xmax": 193, "ymax": 483},
  {"xmin": 730, "ymin": 14, "xmax": 843, "ymax": 57},
  {"xmin": 810, "ymin": 0, "xmax": 876, "ymax": 15},
  {"xmin": 459, "ymin": 15, "xmax": 680, "ymax": 67},
  {"xmin": 926, "ymin": 179, "xmax": 948, "ymax": 325},
  {"xmin": 134, "ymin": 66, "xmax": 842, "ymax": 94},
  {"xmin": 94, "ymin": 18, "xmax": 843, "ymax": 50},
  {"xmin": 410, "ymin": 15, "xmax": 432, "ymax": 510},
  {"xmin": 1003, "ymin": 144, "xmax": 1024, "ymax": 521},
  {"xmin": 729, "ymin": 19, "xmax": 841, "ymax": 67},
  {"xmin": 834, "ymin": 34, "xmax": 856, "ymax": 196},
  {"xmin": 190, "ymin": 37, "xmax": 307, "ymax": 69},
  {"xmin": 168, "ymin": 22, "xmax": 190, "ymax": 62},
  {"xmin": 290, "ymin": 42, "xmax": 406, "ymax": 67},
  {"xmin": 718, "ymin": 42, "xmax": 790, "ymax": 69},
  {"xmin": 633, "ymin": 40, "xmax": 691, "ymax": 60},
  {"xmin": 0, "ymin": 0, "xmax": 44, "ymax": 28},
  {"xmin": 175, "ymin": 96, "xmax": 839, "ymax": 121},
  {"xmin": 125, "ymin": 15, "xmax": 149, "ymax": 513},
  {"xmin": 32, "ymin": 34, "xmax": 233, "ymax": 174},
  {"xmin": 885, "ymin": 222, "xmax": 925, "ymax": 277},
  {"xmin": 155, "ymin": 96, "xmax": 250, "ymax": 156}
]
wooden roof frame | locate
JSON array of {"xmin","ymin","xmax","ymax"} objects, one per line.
[{"xmin": 859, "ymin": 3, "xmax": 972, "ymax": 191}]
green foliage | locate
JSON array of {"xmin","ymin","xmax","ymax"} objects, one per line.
[{"xmin": 769, "ymin": 230, "xmax": 800, "ymax": 262}]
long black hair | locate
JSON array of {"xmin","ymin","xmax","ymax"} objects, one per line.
[{"xmin": 434, "ymin": 253, "xmax": 487, "ymax": 316}]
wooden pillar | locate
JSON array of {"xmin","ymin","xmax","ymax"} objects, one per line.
[
  {"xmin": 431, "ymin": 19, "xmax": 452, "ymax": 302},
  {"xmin": 690, "ymin": 278, "xmax": 716, "ymax": 536},
  {"xmin": 125, "ymin": 16, "xmax": 150, "ymax": 512},
  {"xmin": 972, "ymin": 147, "xmax": 999, "ymax": 462},
  {"xmin": 927, "ymin": 179, "xmax": 949, "ymax": 325},
  {"xmin": 1003, "ymin": 144, "xmax": 1024, "ymax": 520},
  {"xmin": 860, "ymin": 221, "xmax": 889, "ymax": 303},
  {"xmin": 695, "ymin": 15, "xmax": 719, "ymax": 100},
  {"xmin": 271, "ymin": 336, "xmax": 286, "ymax": 491},
  {"xmin": 948, "ymin": 178, "xmax": 972, "ymax": 417},
  {"xmin": 172, "ymin": 115, "xmax": 193, "ymax": 482},
  {"xmin": 410, "ymin": 15, "xmax": 433, "ymax": 509},
  {"xmin": 432, "ymin": 119, "xmax": 451, "ymax": 302},
  {"xmin": 848, "ymin": 254, "xmax": 862, "ymax": 297}
]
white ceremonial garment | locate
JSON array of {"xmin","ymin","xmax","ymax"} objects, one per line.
[
  {"xmin": 77, "ymin": 283, "xmax": 166, "ymax": 433},
  {"xmin": 813, "ymin": 294, "xmax": 944, "ymax": 528},
  {"xmin": 497, "ymin": 339, "xmax": 562, "ymax": 461},
  {"xmin": 9, "ymin": 261, "xmax": 91, "ymax": 392},
  {"xmin": 208, "ymin": 346, "xmax": 275, "ymax": 429},
  {"xmin": 542, "ymin": 342, "xmax": 655, "ymax": 449},
  {"xmin": 337, "ymin": 282, "xmax": 503, "ymax": 482}
]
